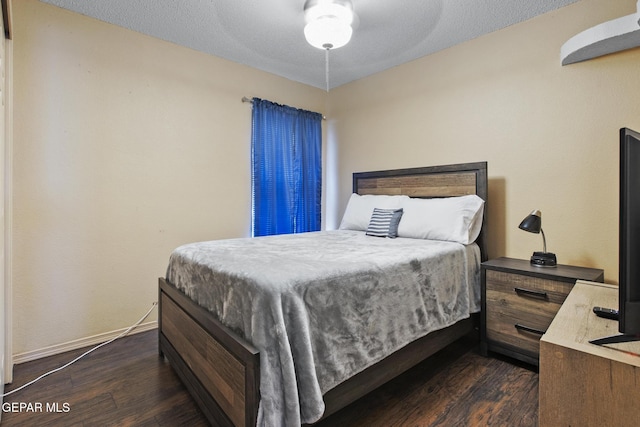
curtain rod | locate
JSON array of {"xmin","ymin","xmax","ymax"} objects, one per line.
[{"xmin": 242, "ymin": 96, "xmax": 326, "ymax": 120}]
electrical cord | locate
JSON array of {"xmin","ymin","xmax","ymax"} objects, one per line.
[{"xmin": 1, "ymin": 302, "xmax": 158, "ymax": 398}]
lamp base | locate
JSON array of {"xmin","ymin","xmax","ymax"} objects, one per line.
[{"xmin": 530, "ymin": 251, "xmax": 557, "ymax": 267}]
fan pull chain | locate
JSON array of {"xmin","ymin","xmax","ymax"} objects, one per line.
[{"xmin": 325, "ymin": 46, "xmax": 330, "ymax": 92}]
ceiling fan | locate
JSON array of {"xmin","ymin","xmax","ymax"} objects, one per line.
[{"xmin": 302, "ymin": 0, "xmax": 356, "ymax": 91}]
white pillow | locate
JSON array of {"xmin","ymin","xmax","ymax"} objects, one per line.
[
  {"xmin": 396, "ymin": 195, "xmax": 485, "ymax": 244},
  {"xmin": 339, "ymin": 193, "xmax": 409, "ymax": 231}
]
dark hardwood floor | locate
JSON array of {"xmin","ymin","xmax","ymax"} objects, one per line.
[{"xmin": 1, "ymin": 330, "xmax": 538, "ymax": 426}]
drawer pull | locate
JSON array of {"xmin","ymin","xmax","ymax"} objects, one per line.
[
  {"xmin": 514, "ymin": 323, "xmax": 546, "ymax": 335},
  {"xmin": 514, "ymin": 287, "xmax": 548, "ymax": 300}
]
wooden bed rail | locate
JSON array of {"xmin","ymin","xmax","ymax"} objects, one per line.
[{"xmin": 159, "ymin": 278, "xmax": 260, "ymax": 427}]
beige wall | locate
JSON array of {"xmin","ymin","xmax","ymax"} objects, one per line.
[
  {"xmin": 328, "ymin": 0, "xmax": 640, "ymax": 284},
  {"xmin": 12, "ymin": 0, "xmax": 326, "ymax": 355}
]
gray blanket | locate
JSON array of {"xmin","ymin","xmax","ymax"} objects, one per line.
[{"xmin": 166, "ymin": 230, "xmax": 480, "ymax": 426}]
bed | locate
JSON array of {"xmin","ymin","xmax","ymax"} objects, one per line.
[{"xmin": 158, "ymin": 161, "xmax": 488, "ymax": 427}]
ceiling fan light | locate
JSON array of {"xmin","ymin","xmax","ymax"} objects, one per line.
[
  {"xmin": 303, "ymin": 0, "xmax": 354, "ymax": 50},
  {"xmin": 304, "ymin": 0, "xmax": 353, "ymax": 25},
  {"xmin": 304, "ymin": 16, "xmax": 353, "ymax": 49}
]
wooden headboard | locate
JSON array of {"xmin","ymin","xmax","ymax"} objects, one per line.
[{"xmin": 352, "ymin": 161, "xmax": 488, "ymax": 260}]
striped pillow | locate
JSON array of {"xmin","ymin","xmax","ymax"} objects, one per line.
[{"xmin": 366, "ymin": 208, "xmax": 404, "ymax": 238}]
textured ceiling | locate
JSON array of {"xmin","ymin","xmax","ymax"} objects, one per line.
[{"xmin": 40, "ymin": 0, "xmax": 579, "ymax": 90}]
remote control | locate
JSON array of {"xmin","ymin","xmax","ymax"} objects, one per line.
[{"xmin": 593, "ymin": 306, "xmax": 619, "ymax": 320}]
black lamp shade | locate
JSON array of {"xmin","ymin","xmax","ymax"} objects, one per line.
[{"xmin": 518, "ymin": 210, "xmax": 542, "ymax": 234}]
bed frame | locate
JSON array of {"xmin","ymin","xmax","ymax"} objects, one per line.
[{"xmin": 158, "ymin": 161, "xmax": 488, "ymax": 427}]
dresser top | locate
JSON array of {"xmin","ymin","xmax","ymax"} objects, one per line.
[{"xmin": 541, "ymin": 280, "xmax": 640, "ymax": 367}]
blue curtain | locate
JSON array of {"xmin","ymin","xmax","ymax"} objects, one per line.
[{"xmin": 251, "ymin": 98, "xmax": 323, "ymax": 237}]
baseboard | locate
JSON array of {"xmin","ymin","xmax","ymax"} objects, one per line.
[{"xmin": 12, "ymin": 321, "xmax": 158, "ymax": 365}]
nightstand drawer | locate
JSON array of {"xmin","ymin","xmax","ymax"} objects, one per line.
[{"xmin": 485, "ymin": 270, "xmax": 573, "ymax": 355}]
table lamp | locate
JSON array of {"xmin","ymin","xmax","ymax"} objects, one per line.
[{"xmin": 518, "ymin": 209, "xmax": 557, "ymax": 267}]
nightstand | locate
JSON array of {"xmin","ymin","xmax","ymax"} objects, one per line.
[{"xmin": 480, "ymin": 257, "xmax": 604, "ymax": 366}]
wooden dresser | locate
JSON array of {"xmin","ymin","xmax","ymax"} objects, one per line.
[
  {"xmin": 539, "ymin": 280, "xmax": 640, "ymax": 426},
  {"xmin": 481, "ymin": 257, "xmax": 604, "ymax": 365}
]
